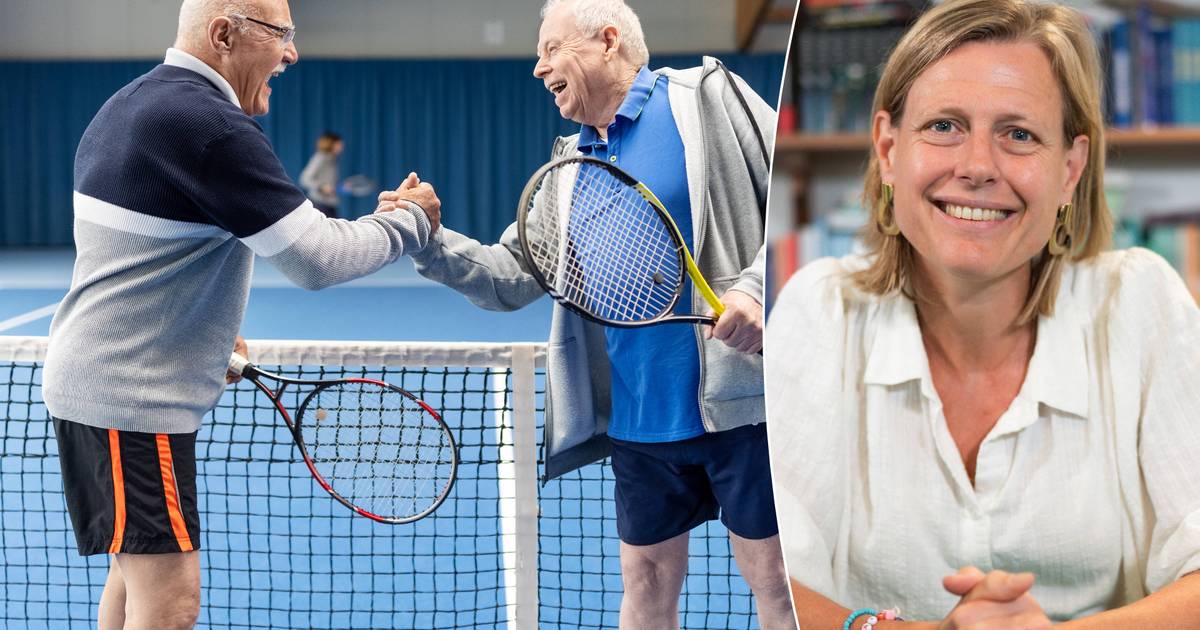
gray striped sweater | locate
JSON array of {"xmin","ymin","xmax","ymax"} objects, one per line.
[{"xmin": 43, "ymin": 49, "xmax": 428, "ymax": 433}]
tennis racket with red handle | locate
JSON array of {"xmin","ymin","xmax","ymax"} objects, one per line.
[{"xmin": 228, "ymin": 352, "xmax": 457, "ymax": 524}]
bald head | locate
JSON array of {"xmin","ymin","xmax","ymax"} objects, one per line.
[
  {"xmin": 174, "ymin": 0, "xmax": 266, "ymax": 52},
  {"xmin": 171, "ymin": 0, "xmax": 298, "ymax": 117}
]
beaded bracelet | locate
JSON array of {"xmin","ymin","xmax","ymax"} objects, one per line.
[
  {"xmin": 843, "ymin": 607, "xmax": 903, "ymax": 630},
  {"xmin": 843, "ymin": 608, "xmax": 876, "ymax": 630}
]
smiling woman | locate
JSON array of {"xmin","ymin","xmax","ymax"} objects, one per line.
[
  {"xmin": 765, "ymin": 0, "xmax": 1200, "ymax": 628},
  {"xmin": 855, "ymin": 1, "xmax": 1109, "ymax": 324}
]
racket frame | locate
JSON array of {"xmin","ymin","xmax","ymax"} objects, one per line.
[
  {"xmin": 230, "ymin": 354, "xmax": 458, "ymax": 525},
  {"xmin": 517, "ymin": 156, "xmax": 725, "ymax": 328}
]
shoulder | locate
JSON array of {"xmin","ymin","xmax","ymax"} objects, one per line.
[
  {"xmin": 767, "ymin": 256, "xmax": 874, "ymax": 363},
  {"xmin": 304, "ymin": 151, "xmax": 333, "ymax": 167},
  {"xmin": 655, "ymin": 59, "xmax": 730, "ymax": 100},
  {"xmin": 1061, "ymin": 248, "xmax": 1195, "ymax": 324},
  {"xmin": 654, "ymin": 63, "xmax": 705, "ymax": 89},
  {"xmin": 1061, "ymin": 248, "xmax": 1200, "ymax": 371},
  {"xmin": 773, "ymin": 255, "xmax": 871, "ymax": 319},
  {"xmin": 96, "ymin": 66, "xmax": 251, "ymax": 153},
  {"xmin": 142, "ymin": 66, "xmax": 243, "ymax": 121}
]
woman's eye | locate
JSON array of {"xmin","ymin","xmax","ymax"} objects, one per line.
[{"xmin": 1010, "ymin": 128, "xmax": 1033, "ymax": 142}]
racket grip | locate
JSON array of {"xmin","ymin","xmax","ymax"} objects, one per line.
[{"xmin": 228, "ymin": 352, "xmax": 251, "ymax": 377}]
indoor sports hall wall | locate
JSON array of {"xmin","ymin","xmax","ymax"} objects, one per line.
[{"xmin": 0, "ymin": 53, "xmax": 783, "ymax": 247}]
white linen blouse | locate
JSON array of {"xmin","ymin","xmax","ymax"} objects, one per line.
[{"xmin": 765, "ymin": 247, "xmax": 1200, "ymax": 621}]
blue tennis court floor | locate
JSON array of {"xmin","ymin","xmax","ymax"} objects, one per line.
[{"xmin": 0, "ymin": 248, "xmax": 552, "ymax": 341}]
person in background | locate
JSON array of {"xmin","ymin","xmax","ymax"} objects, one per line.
[{"xmin": 300, "ymin": 131, "xmax": 343, "ymax": 218}]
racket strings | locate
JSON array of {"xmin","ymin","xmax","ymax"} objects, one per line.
[
  {"xmin": 301, "ymin": 382, "xmax": 453, "ymax": 520},
  {"xmin": 524, "ymin": 162, "xmax": 683, "ymax": 323},
  {"xmin": 563, "ymin": 168, "xmax": 680, "ymax": 320},
  {"xmin": 569, "ymin": 175, "xmax": 675, "ymax": 320}
]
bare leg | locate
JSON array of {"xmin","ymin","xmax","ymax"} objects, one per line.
[
  {"xmin": 113, "ymin": 551, "xmax": 201, "ymax": 630},
  {"xmin": 619, "ymin": 532, "xmax": 690, "ymax": 630},
  {"xmin": 98, "ymin": 559, "xmax": 127, "ymax": 630},
  {"xmin": 729, "ymin": 532, "xmax": 796, "ymax": 630}
]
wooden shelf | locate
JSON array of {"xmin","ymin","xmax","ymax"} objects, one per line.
[
  {"xmin": 736, "ymin": 0, "xmax": 797, "ymax": 51},
  {"xmin": 1107, "ymin": 127, "xmax": 1200, "ymax": 148},
  {"xmin": 776, "ymin": 127, "xmax": 1200, "ymax": 156}
]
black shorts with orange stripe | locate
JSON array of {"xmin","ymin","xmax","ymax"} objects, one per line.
[{"xmin": 52, "ymin": 418, "xmax": 200, "ymax": 556}]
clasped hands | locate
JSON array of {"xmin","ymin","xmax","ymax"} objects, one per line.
[
  {"xmin": 375, "ymin": 172, "xmax": 441, "ymax": 234},
  {"xmin": 929, "ymin": 567, "xmax": 1052, "ymax": 630}
]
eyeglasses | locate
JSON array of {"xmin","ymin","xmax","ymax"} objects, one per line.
[{"xmin": 229, "ymin": 14, "xmax": 296, "ymax": 47}]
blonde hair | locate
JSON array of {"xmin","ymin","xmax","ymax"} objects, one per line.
[
  {"xmin": 540, "ymin": 0, "xmax": 650, "ymax": 66},
  {"xmin": 855, "ymin": 0, "xmax": 1111, "ymax": 322}
]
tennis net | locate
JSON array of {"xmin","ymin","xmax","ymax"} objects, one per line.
[{"xmin": 0, "ymin": 336, "xmax": 756, "ymax": 629}]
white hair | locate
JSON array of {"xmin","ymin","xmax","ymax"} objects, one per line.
[
  {"xmin": 541, "ymin": 0, "xmax": 650, "ymax": 66},
  {"xmin": 175, "ymin": 0, "xmax": 264, "ymax": 49}
]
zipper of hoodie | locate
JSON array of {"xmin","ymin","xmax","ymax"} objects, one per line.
[{"xmin": 691, "ymin": 61, "xmax": 716, "ymax": 434}]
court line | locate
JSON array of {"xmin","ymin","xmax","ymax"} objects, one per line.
[{"xmin": 0, "ymin": 302, "xmax": 59, "ymax": 333}]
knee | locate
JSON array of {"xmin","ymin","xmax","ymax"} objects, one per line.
[
  {"xmin": 755, "ymin": 572, "xmax": 793, "ymax": 608},
  {"xmin": 749, "ymin": 567, "xmax": 793, "ymax": 611},
  {"xmin": 736, "ymin": 544, "xmax": 790, "ymax": 603},
  {"xmin": 621, "ymin": 554, "xmax": 681, "ymax": 596}
]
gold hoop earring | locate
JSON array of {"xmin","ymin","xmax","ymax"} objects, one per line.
[
  {"xmin": 877, "ymin": 183, "xmax": 900, "ymax": 236},
  {"xmin": 1048, "ymin": 203, "xmax": 1074, "ymax": 256}
]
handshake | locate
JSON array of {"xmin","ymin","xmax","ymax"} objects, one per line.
[{"xmin": 375, "ymin": 172, "xmax": 441, "ymax": 234}]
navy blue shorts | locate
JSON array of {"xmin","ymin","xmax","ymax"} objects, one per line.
[
  {"xmin": 53, "ymin": 418, "xmax": 200, "ymax": 556},
  {"xmin": 609, "ymin": 422, "xmax": 778, "ymax": 546}
]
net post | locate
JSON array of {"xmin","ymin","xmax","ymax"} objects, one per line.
[{"xmin": 509, "ymin": 344, "xmax": 539, "ymax": 629}]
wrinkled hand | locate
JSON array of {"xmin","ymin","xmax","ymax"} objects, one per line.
[
  {"xmin": 376, "ymin": 172, "xmax": 441, "ymax": 234},
  {"xmin": 938, "ymin": 568, "xmax": 1051, "ymax": 630},
  {"xmin": 704, "ymin": 289, "xmax": 762, "ymax": 354},
  {"xmin": 225, "ymin": 335, "xmax": 248, "ymax": 385}
]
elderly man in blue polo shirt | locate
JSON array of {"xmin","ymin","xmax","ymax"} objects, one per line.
[{"xmin": 398, "ymin": 0, "xmax": 791, "ymax": 627}]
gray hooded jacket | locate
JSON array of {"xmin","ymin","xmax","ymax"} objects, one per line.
[{"xmin": 410, "ymin": 57, "xmax": 775, "ymax": 480}]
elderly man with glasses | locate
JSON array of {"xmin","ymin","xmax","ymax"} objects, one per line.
[
  {"xmin": 394, "ymin": 1, "xmax": 791, "ymax": 627},
  {"xmin": 40, "ymin": 1, "xmax": 440, "ymax": 628}
]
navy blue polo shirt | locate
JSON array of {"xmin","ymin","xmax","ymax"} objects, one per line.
[{"xmin": 578, "ymin": 66, "xmax": 704, "ymax": 443}]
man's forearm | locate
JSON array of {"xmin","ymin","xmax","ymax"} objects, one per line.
[
  {"xmin": 262, "ymin": 204, "xmax": 430, "ymax": 291},
  {"xmin": 410, "ymin": 224, "xmax": 544, "ymax": 312}
]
